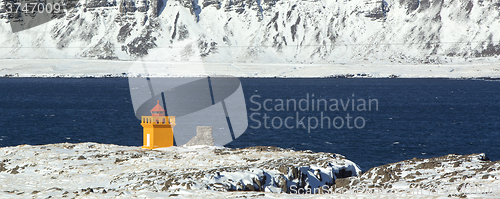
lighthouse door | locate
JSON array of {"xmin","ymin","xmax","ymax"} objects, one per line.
[{"xmin": 146, "ymin": 134, "xmax": 151, "ymax": 146}]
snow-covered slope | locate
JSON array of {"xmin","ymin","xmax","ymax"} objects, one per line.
[
  {"xmin": 337, "ymin": 153, "xmax": 500, "ymax": 198},
  {"xmin": 1, "ymin": 0, "xmax": 500, "ymax": 65},
  {"xmin": 1, "ymin": 143, "xmax": 499, "ymax": 198},
  {"xmin": 0, "ymin": 143, "xmax": 361, "ymax": 198}
]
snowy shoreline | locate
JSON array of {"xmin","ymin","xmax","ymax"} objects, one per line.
[
  {"xmin": 1, "ymin": 59, "xmax": 499, "ymax": 78},
  {"xmin": 1, "ymin": 143, "xmax": 499, "ymax": 198}
]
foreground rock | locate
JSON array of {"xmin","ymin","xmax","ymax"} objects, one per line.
[
  {"xmin": 0, "ymin": 143, "xmax": 360, "ymax": 198},
  {"xmin": 336, "ymin": 153, "xmax": 500, "ymax": 197},
  {"xmin": 2, "ymin": 143, "xmax": 499, "ymax": 198}
]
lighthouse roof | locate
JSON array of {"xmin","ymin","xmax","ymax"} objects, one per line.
[{"xmin": 151, "ymin": 100, "xmax": 165, "ymax": 112}]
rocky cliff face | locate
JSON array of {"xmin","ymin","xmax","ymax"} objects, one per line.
[{"xmin": 0, "ymin": 0, "xmax": 499, "ymax": 64}]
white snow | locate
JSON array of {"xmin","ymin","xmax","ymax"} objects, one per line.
[
  {"xmin": 1, "ymin": 58, "xmax": 499, "ymax": 78},
  {"xmin": 1, "ymin": 144, "xmax": 499, "ymax": 198},
  {"xmin": 0, "ymin": 143, "xmax": 362, "ymax": 198}
]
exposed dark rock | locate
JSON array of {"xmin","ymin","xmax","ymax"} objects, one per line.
[
  {"xmin": 290, "ymin": 16, "xmax": 300, "ymax": 42},
  {"xmin": 276, "ymin": 174, "xmax": 287, "ymax": 192},
  {"xmin": 400, "ymin": 0, "xmax": 420, "ymax": 14},
  {"xmin": 340, "ymin": 153, "xmax": 499, "ymax": 196},
  {"xmin": 335, "ymin": 177, "xmax": 351, "ymax": 189},
  {"xmin": 171, "ymin": 12, "xmax": 180, "ymax": 39},
  {"xmin": 243, "ymin": 146, "xmax": 287, "ymax": 152},
  {"xmin": 0, "ymin": 163, "xmax": 6, "ymax": 172},
  {"xmin": 365, "ymin": 0, "xmax": 389, "ymax": 20},
  {"xmin": 417, "ymin": 0, "xmax": 431, "ymax": 12},
  {"xmin": 278, "ymin": 166, "xmax": 287, "ymax": 175},
  {"xmin": 124, "ymin": 0, "xmax": 137, "ymax": 12},
  {"xmin": 245, "ymin": 183, "xmax": 255, "ymax": 191},
  {"xmin": 115, "ymin": 158, "xmax": 128, "ymax": 163},
  {"xmin": 198, "ymin": 40, "xmax": 218, "ymax": 57},
  {"xmin": 203, "ymin": 0, "xmax": 221, "ymax": 9},
  {"xmin": 81, "ymin": 41, "xmax": 118, "ymax": 60},
  {"xmin": 117, "ymin": 22, "xmax": 135, "ymax": 43},
  {"xmin": 252, "ymin": 176, "xmax": 264, "ymax": 191},
  {"xmin": 335, "ymin": 168, "xmax": 353, "ymax": 179},
  {"xmin": 85, "ymin": 0, "xmax": 116, "ymax": 8},
  {"xmin": 125, "ymin": 28, "xmax": 158, "ymax": 57},
  {"xmin": 9, "ymin": 165, "xmax": 19, "ymax": 174},
  {"xmin": 415, "ymin": 161, "xmax": 440, "ymax": 170},
  {"xmin": 177, "ymin": 24, "xmax": 190, "ymax": 40},
  {"xmin": 161, "ymin": 178, "xmax": 175, "ymax": 191}
]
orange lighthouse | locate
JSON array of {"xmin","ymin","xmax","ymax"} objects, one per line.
[{"xmin": 141, "ymin": 100, "xmax": 176, "ymax": 149}]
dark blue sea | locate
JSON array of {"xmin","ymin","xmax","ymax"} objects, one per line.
[{"xmin": 1, "ymin": 78, "xmax": 499, "ymax": 171}]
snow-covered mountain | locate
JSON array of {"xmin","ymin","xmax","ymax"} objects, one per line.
[{"xmin": 1, "ymin": 0, "xmax": 500, "ymax": 64}]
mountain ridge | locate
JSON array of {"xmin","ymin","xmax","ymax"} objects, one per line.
[{"xmin": 0, "ymin": 0, "xmax": 499, "ymax": 65}]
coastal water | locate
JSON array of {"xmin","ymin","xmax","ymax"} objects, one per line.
[{"xmin": 1, "ymin": 78, "xmax": 499, "ymax": 171}]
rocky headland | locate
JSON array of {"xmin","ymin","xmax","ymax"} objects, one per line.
[{"xmin": 0, "ymin": 143, "xmax": 499, "ymax": 198}]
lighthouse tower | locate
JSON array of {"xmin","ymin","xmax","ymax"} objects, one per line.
[{"xmin": 141, "ymin": 100, "xmax": 176, "ymax": 149}]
